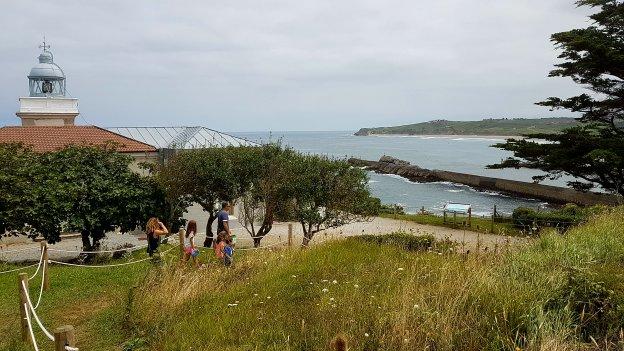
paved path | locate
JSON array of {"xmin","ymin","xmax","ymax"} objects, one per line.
[{"xmin": 1, "ymin": 216, "xmax": 527, "ymax": 263}]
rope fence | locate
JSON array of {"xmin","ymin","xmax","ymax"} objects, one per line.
[{"xmin": 6, "ymin": 225, "xmax": 296, "ymax": 350}]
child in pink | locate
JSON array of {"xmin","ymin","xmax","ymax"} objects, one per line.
[{"xmin": 214, "ymin": 231, "xmax": 226, "ymax": 261}]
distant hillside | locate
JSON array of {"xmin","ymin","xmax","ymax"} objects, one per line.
[{"xmin": 354, "ymin": 118, "xmax": 579, "ymax": 136}]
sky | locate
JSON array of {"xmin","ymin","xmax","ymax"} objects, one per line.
[{"xmin": 0, "ymin": 1, "xmax": 591, "ymax": 132}]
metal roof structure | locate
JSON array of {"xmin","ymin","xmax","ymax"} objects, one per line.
[{"xmin": 106, "ymin": 126, "xmax": 259, "ymax": 149}]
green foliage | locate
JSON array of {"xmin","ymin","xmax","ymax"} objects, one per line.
[
  {"xmin": 284, "ymin": 153, "xmax": 380, "ymax": 245},
  {"xmin": 158, "ymin": 145, "xmax": 381, "ymax": 246},
  {"xmin": 355, "ymin": 117, "xmax": 578, "ymax": 136},
  {"xmin": 352, "ymin": 232, "xmax": 435, "ymax": 251},
  {"xmin": 512, "ymin": 204, "xmax": 608, "ymax": 230},
  {"xmin": 0, "ymin": 143, "xmax": 167, "ymax": 245},
  {"xmin": 490, "ymin": 1, "xmax": 624, "ymax": 196},
  {"xmin": 379, "ymin": 203, "xmax": 405, "ymax": 215},
  {"xmin": 155, "ymin": 147, "xmax": 245, "ymax": 237}
]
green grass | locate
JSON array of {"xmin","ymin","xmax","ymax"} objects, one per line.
[
  {"xmin": 2, "ymin": 208, "xmax": 624, "ymax": 350},
  {"xmin": 381, "ymin": 212, "xmax": 522, "ymax": 236}
]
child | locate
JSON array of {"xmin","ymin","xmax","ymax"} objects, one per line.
[
  {"xmin": 223, "ymin": 236, "xmax": 234, "ymax": 267},
  {"xmin": 183, "ymin": 220, "xmax": 199, "ymax": 267},
  {"xmin": 214, "ymin": 231, "xmax": 226, "ymax": 262}
]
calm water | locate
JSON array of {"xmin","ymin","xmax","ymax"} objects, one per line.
[{"xmin": 232, "ymin": 131, "xmax": 554, "ymax": 215}]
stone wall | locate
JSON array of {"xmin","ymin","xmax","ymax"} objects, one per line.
[{"xmin": 348, "ymin": 156, "xmax": 621, "ymax": 206}]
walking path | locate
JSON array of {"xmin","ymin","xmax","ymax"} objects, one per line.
[{"xmin": 1, "ymin": 217, "xmax": 527, "ymax": 263}]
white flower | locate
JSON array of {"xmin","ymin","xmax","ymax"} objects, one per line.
[
  {"xmin": 322, "ymin": 288, "xmax": 329, "ymax": 293},
  {"xmin": 227, "ymin": 303, "xmax": 238, "ymax": 307},
  {"xmin": 266, "ymin": 296, "xmax": 271, "ymax": 299},
  {"xmin": 253, "ymin": 293, "xmax": 258, "ymax": 297},
  {"xmin": 397, "ymin": 267, "xmax": 404, "ymax": 271},
  {"xmin": 332, "ymin": 280, "xmax": 338, "ymax": 284},
  {"xmin": 321, "ymin": 279, "xmax": 328, "ymax": 282},
  {"xmin": 291, "ymin": 275, "xmax": 297, "ymax": 278},
  {"xmin": 329, "ymin": 297, "xmax": 335, "ymax": 302},
  {"xmin": 413, "ymin": 304, "xmax": 419, "ymax": 309},
  {"xmin": 364, "ymin": 333, "xmax": 370, "ymax": 337},
  {"xmin": 354, "ymin": 284, "xmax": 359, "ymax": 288}
]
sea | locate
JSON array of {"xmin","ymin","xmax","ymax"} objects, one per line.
[{"xmin": 232, "ymin": 131, "xmax": 558, "ymax": 216}]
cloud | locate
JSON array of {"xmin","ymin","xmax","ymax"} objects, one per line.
[{"xmin": 0, "ymin": 0, "xmax": 590, "ymax": 131}]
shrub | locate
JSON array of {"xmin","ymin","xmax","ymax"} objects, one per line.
[
  {"xmin": 379, "ymin": 203, "xmax": 405, "ymax": 215},
  {"xmin": 352, "ymin": 232, "xmax": 435, "ymax": 252}
]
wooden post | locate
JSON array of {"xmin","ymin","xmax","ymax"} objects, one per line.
[
  {"xmin": 178, "ymin": 227, "xmax": 185, "ymax": 258},
  {"xmin": 490, "ymin": 206, "xmax": 495, "ymax": 233},
  {"xmin": 18, "ymin": 273, "xmax": 31, "ymax": 343},
  {"xmin": 288, "ymin": 224, "xmax": 293, "ymax": 247},
  {"xmin": 54, "ymin": 325, "xmax": 76, "ymax": 351},
  {"xmin": 41, "ymin": 242, "xmax": 49, "ymax": 291}
]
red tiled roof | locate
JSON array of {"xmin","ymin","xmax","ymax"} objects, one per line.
[{"xmin": 0, "ymin": 126, "xmax": 157, "ymax": 153}]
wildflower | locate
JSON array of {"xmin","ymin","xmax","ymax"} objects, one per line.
[
  {"xmin": 321, "ymin": 279, "xmax": 328, "ymax": 283},
  {"xmin": 332, "ymin": 280, "xmax": 338, "ymax": 284},
  {"xmin": 267, "ymin": 296, "xmax": 272, "ymax": 299},
  {"xmin": 397, "ymin": 267, "xmax": 404, "ymax": 271},
  {"xmin": 329, "ymin": 297, "xmax": 335, "ymax": 302},
  {"xmin": 291, "ymin": 275, "xmax": 297, "ymax": 278},
  {"xmin": 413, "ymin": 304, "xmax": 419, "ymax": 309},
  {"xmin": 364, "ymin": 333, "xmax": 370, "ymax": 337},
  {"xmin": 354, "ymin": 284, "xmax": 359, "ymax": 288},
  {"xmin": 332, "ymin": 304, "xmax": 337, "ymax": 308},
  {"xmin": 322, "ymin": 288, "xmax": 329, "ymax": 293},
  {"xmin": 253, "ymin": 293, "xmax": 258, "ymax": 297},
  {"xmin": 227, "ymin": 303, "xmax": 238, "ymax": 307}
]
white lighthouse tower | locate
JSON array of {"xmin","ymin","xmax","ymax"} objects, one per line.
[{"xmin": 16, "ymin": 40, "xmax": 79, "ymax": 126}]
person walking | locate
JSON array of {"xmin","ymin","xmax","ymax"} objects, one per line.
[
  {"xmin": 204, "ymin": 202, "xmax": 232, "ymax": 248},
  {"xmin": 183, "ymin": 220, "xmax": 200, "ymax": 267},
  {"xmin": 146, "ymin": 217, "xmax": 169, "ymax": 258},
  {"xmin": 217, "ymin": 202, "xmax": 232, "ymax": 236}
]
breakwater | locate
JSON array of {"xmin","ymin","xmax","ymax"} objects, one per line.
[{"xmin": 349, "ymin": 156, "xmax": 621, "ymax": 206}]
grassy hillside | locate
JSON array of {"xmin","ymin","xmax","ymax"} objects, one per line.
[
  {"xmin": 1, "ymin": 208, "xmax": 624, "ymax": 350},
  {"xmin": 354, "ymin": 118, "xmax": 578, "ymax": 136}
]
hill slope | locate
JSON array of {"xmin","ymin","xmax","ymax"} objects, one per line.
[
  {"xmin": 355, "ymin": 117, "xmax": 578, "ymax": 136},
  {"xmin": 2, "ymin": 208, "xmax": 623, "ymax": 350}
]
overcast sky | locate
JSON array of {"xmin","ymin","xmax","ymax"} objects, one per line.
[{"xmin": 0, "ymin": 1, "xmax": 591, "ymax": 131}]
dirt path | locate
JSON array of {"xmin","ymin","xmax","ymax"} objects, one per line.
[{"xmin": 1, "ymin": 217, "xmax": 527, "ymax": 263}]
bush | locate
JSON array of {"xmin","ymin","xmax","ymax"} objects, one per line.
[
  {"xmin": 512, "ymin": 204, "xmax": 608, "ymax": 231},
  {"xmin": 353, "ymin": 232, "xmax": 434, "ymax": 251},
  {"xmin": 379, "ymin": 203, "xmax": 405, "ymax": 215}
]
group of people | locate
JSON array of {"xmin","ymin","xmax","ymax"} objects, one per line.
[{"xmin": 145, "ymin": 202, "xmax": 235, "ymax": 267}]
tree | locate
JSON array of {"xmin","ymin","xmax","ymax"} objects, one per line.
[
  {"xmin": 156, "ymin": 147, "xmax": 243, "ymax": 242},
  {"xmin": 490, "ymin": 1, "xmax": 624, "ymax": 196},
  {"xmin": 286, "ymin": 154, "xmax": 380, "ymax": 246},
  {"xmin": 42, "ymin": 144, "xmax": 168, "ymax": 248},
  {"xmin": 236, "ymin": 144, "xmax": 297, "ymax": 247},
  {"xmin": 0, "ymin": 144, "xmax": 168, "ymax": 247},
  {"xmin": 0, "ymin": 144, "xmax": 65, "ymax": 240}
]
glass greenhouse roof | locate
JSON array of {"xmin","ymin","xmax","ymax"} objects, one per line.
[{"xmin": 107, "ymin": 126, "xmax": 258, "ymax": 149}]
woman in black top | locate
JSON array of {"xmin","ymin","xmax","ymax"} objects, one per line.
[{"xmin": 146, "ymin": 217, "xmax": 169, "ymax": 256}]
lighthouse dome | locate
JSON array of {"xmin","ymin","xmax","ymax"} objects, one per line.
[{"xmin": 28, "ymin": 51, "xmax": 65, "ymax": 79}]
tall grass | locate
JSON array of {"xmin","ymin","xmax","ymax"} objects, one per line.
[{"xmin": 126, "ymin": 208, "xmax": 624, "ymax": 350}]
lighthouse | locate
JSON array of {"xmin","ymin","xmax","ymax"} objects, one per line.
[{"xmin": 16, "ymin": 40, "xmax": 79, "ymax": 126}]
